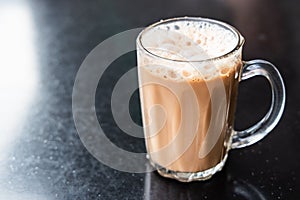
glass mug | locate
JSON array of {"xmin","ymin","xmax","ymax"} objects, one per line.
[{"xmin": 136, "ymin": 17, "xmax": 285, "ymax": 182}]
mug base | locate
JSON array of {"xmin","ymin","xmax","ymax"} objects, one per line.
[{"xmin": 149, "ymin": 154, "xmax": 228, "ymax": 182}]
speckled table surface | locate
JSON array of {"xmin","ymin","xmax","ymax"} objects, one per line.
[{"xmin": 0, "ymin": 0, "xmax": 299, "ymax": 199}]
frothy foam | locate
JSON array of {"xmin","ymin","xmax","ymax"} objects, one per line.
[{"xmin": 139, "ymin": 20, "xmax": 241, "ymax": 81}]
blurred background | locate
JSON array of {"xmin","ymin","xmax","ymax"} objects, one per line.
[{"xmin": 0, "ymin": 0, "xmax": 299, "ymax": 199}]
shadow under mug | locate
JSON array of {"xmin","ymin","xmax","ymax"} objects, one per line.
[
  {"xmin": 136, "ymin": 17, "xmax": 285, "ymax": 182},
  {"xmin": 144, "ymin": 164, "xmax": 268, "ymax": 200}
]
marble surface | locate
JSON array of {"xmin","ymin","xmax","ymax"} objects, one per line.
[{"xmin": 0, "ymin": 0, "xmax": 299, "ymax": 199}]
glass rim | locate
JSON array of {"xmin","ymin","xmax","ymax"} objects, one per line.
[{"xmin": 136, "ymin": 16, "xmax": 245, "ymax": 63}]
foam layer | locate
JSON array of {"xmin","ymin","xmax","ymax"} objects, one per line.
[{"xmin": 139, "ymin": 19, "xmax": 241, "ymax": 81}]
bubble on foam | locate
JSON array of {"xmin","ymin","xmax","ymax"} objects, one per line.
[
  {"xmin": 140, "ymin": 19, "xmax": 240, "ymax": 81},
  {"xmin": 144, "ymin": 64, "xmax": 183, "ymax": 81}
]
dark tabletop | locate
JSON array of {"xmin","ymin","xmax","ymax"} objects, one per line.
[{"xmin": 0, "ymin": 0, "xmax": 299, "ymax": 199}]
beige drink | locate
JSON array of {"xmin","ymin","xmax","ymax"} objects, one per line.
[
  {"xmin": 136, "ymin": 17, "xmax": 285, "ymax": 182},
  {"xmin": 137, "ymin": 20, "xmax": 242, "ymax": 173},
  {"xmin": 139, "ymin": 66, "xmax": 241, "ymax": 172}
]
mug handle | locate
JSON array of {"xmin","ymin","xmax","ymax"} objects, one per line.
[{"xmin": 231, "ymin": 59, "xmax": 286, "ymax": 149}]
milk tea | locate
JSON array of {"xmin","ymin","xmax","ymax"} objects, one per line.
[{"xmin": 137, "ymin": 20, "xmax": 242, "ymax": 172}]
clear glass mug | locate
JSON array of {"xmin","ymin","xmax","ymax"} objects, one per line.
[{"xmin": 136, "ymin": 17, "xmax": 285, "ymax": 182}]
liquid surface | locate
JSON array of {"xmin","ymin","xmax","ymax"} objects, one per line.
[{"xmin": 140, "ymin": 20, "xmax": 239, "ymax": 81}]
